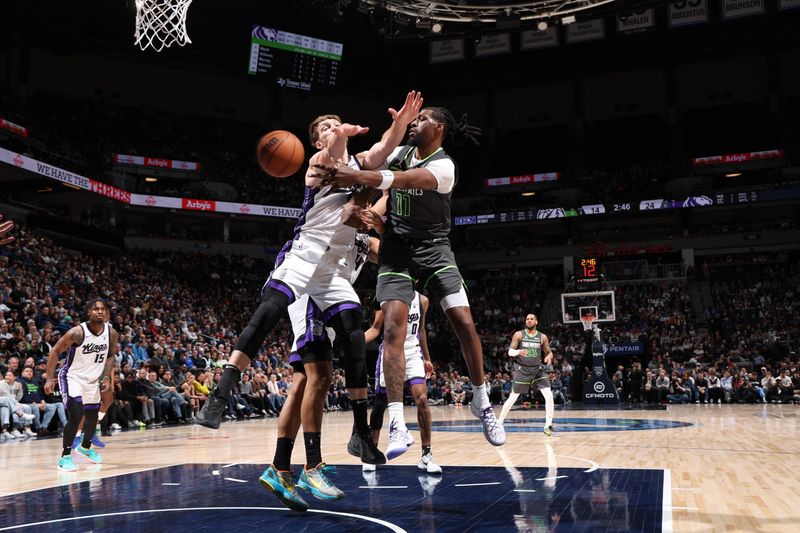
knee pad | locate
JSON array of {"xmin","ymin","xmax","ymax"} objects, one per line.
[
  {"xmin": 234, "ymin": 289, "xmax": 290, "ymax": 357},
  {"xmin": 344, "ymin": 329, "xmax": 368, "ymax": 389}
]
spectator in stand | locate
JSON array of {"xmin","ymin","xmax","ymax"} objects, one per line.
[
  {"xmin": 655, "ymin": 370, "xmax": 670, "ymax": 403},
  {"xmin": 181, "ymin": 372, "xmax": 207, "ymax": 417},
  {"xmin": 695, "ymin": 371, "xmax": 708, "ymax": 404},
  {"xmin": 0, "ymin": 370, "xmax": 37, "ymax": 439},
  {"xmin": 148, "ymin": 370, "xmax": 188, "ymax": 423},
  {"xmin": 707, "ymin": 368, "xmax": 723, "ymax": 404},
  {"xmin": 720, "ymin": 370, "xmax": 734, "ymax": 403},
  {"xmin": 17, "ymin": 366, "xmax": 58, "ymax": 434},
  {"xmin": 549, "ymin": 371, "xmax": 565, "ymax": 404},
  {"xmin": 666, "ymin": 375, "xmax": 689, "ymax": 404},
  {"xmin": 761, "ymin": 370, "xmax": 779, "ymax": 403},
  {"xmin": 628, "ymin": 362, "xmax": 644, "ymax": 403},
  {"xmin": 40, "ymin": 370, "xmax": 68, "ymax": 432},
  {"xmin": 120, "ymin": 371, "xmax": 153, "ymax": 427}
]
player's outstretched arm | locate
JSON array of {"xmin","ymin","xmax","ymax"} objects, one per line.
[
  {"xmin": 44, "ymin": 326, "xmax": 82, "ymax": 394},
  {"xmin": 305, "ymin": 122, "xmax": 368, "ymax": 185},
  {"xmin": 360, "ymin": 90, "xmax": 423, "ymax": 170}
]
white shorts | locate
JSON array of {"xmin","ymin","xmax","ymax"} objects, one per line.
[
  {"xmin": 267, "ymin": 245, "xmax": 360, "ymax": 322},
  {"xmin": 376, "ymin": 344, "xmax": 426, "ymax": 393},
  {"xmin": 59, "ymin": 368, "xmax": 101, "ymax": 407},
  {"xmin": 288, "ymin": 294, "xmax": 335, "ymax": 352}
]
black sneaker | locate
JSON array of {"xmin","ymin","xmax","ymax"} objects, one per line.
[
  {"xmin": 196, "ymin": 395, "xmax": 227, "ymax": 429},
  {"xmin": 347, "ymin": 433, "xmax": 386, "ymax": 465}
]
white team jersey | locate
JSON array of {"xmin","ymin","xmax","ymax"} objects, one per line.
[
  {"xmin": 347, "ymin": 233, "xmax": 371, "ymax": 285},
  {"xmin": 404, "ymin": 292, "xmax": 422, "ymax": 356},
  {"xmin": 284, "ymin": 155, "xmax": 361, "ymax": 259},
  {"xmin": 62, "ymin": 322, "xmax": 110, "ymax": 384}
]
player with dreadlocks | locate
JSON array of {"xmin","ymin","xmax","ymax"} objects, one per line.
[{"xmin": 315, "ymin": 107, "xmax": 505, "ymax": 459}]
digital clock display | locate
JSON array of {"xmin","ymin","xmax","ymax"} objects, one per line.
[{"xmin": 575, "ymin": 256, "xmax": 600, "ymax": 286}]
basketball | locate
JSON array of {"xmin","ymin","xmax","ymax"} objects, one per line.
[{"xmin": 256, "ymin": 130, "xmax": 305, "ymax": 178}]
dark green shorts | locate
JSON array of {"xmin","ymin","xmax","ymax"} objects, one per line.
[
  {"xmin": 512, "ymin": 365, "xmax": 550, "ymax": 394},
  {"xmin": 376, "ymin": 233, "xmax": 464, "ymax": 305}
]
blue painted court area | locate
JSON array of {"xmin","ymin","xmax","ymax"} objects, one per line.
[
  {"xmin": 0, "ymin": 464, "xmax": 667, "ymax": 532},
  {"xmin": 409, "ymin": 417, "xmax": 693, "ymax": 433}
]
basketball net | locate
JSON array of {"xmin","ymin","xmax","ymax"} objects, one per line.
[
  {"xmin": 134, "ymin": 0, "xmax": 193, "ymax": 52},
  {"xmin": 581, "ymin": 315, "xmax": 602, "ymax": 342}
]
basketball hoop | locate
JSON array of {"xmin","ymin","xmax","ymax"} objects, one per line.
[
  {"xmin": 580, "ymin": 315, "xmax": 595, "ymax": 332},
  {"xmin": 134, "ymin": 0, "xmax": 193, "ymax": 52}
]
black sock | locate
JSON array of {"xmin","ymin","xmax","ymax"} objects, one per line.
[
  {"xmin": 422, "ymin": 445, "xmax": 431, "ymax": 456},
  {"xmin": 304, "ymin": 432, "xmax": 322, "ymax": 468},
  {"xmin": 214, "ymin": 364, "xmax": 242, "ymax": 398},
  {"xmin": 63, "ymin": 447, "xmax": 72, "ymax": 457},
  {"xmin": 273, "ymin": 437, "xmax": 294, "ymax": 471},
  {"xmin": 352, "ymin": 399, "xmax": 370, "ymax": 435}
]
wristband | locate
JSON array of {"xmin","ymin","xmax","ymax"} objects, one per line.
[
  {"xmin": 508, "ymin": 348, "xmax": 520, "ymax": 357},
  {"xmin": 377, "ymin": 170, "xmax": 395, "ymax": 190}
]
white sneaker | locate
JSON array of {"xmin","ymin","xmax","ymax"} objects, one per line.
[
  {"xmin": 362, "ymin": 462, "xmax": 376, "ymax": 472},
  {"xmin": 18, "ymin": 412, "xmax": 36, "ymax": 421},
  {"xmin": 470, "ymin": 403, "xmax": 506, "ymax": 446},
  {"xmin": 1, "ymin": 431, "xmax": 10, "ymax": 440},
  {"xmin": 110, "ymin": 423, "xmax": 122, "ymax": 430},
  {"xmin": 24, "ymin": 427, "xmax": 38, "ymax": 438},
  {"xmin": 418, "ymin": 453, "xmax": 442, "ymax": 474},
  {"xmin": 386, "ymin": 421, "xmax": 410, "ymax": 461},
  {"xmin": 11, "ymin": 429, "xmax": 23, "ymax": 439}
]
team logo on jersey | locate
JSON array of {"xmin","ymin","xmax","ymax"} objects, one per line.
[
  {"xmin": 407, "ymin": 312, "xmax": 420, "ymax": 324},
  {"xmin": 82, "ymin": 342, "xmax": 108, "ymax": 355}
]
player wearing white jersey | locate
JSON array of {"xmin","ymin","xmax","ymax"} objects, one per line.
[
  {"xmin": 45, "ymin": 299, "xmax": 118, "ymax": 472},
  {"xmin": 196, "ymin": 91, "xmax": 423, "ymax": 513},
  {"xmin": 364, "ymin": 291, "xmax": 440, "ymax": 474}
]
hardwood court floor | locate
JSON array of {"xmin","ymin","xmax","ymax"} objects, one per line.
[{"xmin": 1, "ymin": 404, "xmax": 797, "ymax": 532}]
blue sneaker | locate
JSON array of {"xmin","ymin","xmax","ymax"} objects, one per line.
[
  {"xmin": 73, "ymin": 430, "xmax": 106, "ymax": 449},
  {"xmin": 75, "ymin": 445, "xmax": 103, "ymax": 464},
  {"xmin": 258, "ymin": 465, "xmax": 309, "ymax": 512},
  {"xmin": 297, "ymin": 463, "xmax": 345, "ymax": 501},
  {"xmin": 58, "ymin": 455, "xmax": 77, "ymax": 472}
]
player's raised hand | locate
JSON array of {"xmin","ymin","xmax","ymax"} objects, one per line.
[
  {"xmin": 334, "ymin": 123, "xmax": 369, "ymax": 137},
  {"xmin": 388, "ymin": 90, "xmax": 423, "ymax": 127}
]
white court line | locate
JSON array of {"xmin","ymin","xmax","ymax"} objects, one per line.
[
  {"xmin": 662, "ymin": 468, "xmax": 673, "ymax": 533},
  {"xmin": 359, "ymin": 485, "xmax": 408, "ymax": 489},
  {"xmin": 224, "ymin": 477, "xmax": 248, "ymax": 483},
  {"xmin": 454, "ymin": 482, "xmax": 501, "ymax": 487},
  {"xmin": 508, "ymin": 451, "xmax": 600, "ymax": 473},
  {"xmin": 535, "ymin": 475, "xmax": 568, "ymax": 481},
  {"xmin": 220, "ymin": 462, "xmax": 240, "ymax": 469},
  {"xmin": 0, "ymin": 506, "xmax": 407, "ymax": 532},
  {"xmin": 513, "ymin": 489, "xmax": 536, "ymax": 493},
  {"xmin": 161, "ymin": 483, "xmax": 180, "ymax": 486},
  {"xmin": 0, "ymin": 462, "xmax": 193, "ymax": 497}
]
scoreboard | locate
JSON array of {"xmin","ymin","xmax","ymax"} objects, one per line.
[
  {"xmin": 248, "ymin": 26, "xmax": 342, "ymax": 91},
  {"xmin": 574, "ymin": 256, "xmax": 601, "ymax": 288}
]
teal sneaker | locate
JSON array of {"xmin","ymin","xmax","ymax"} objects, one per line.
[
  {"xmin": 58, "ymin": 455, "xmax": 77, "ymax": 472},
  {"xmin": 75, "ymin": 445, "xmax": 103, "ymax": 464},
  {"xmin": 543, "ymin": 425, "xmax": 553, "ymax": 437},
  {"xmin": 297, "ymin": 463, "xmax": 345, "ymax": 501},
  {"xmin": 258, "ymin": 465, "xmax": 309, "ymax": 512}
]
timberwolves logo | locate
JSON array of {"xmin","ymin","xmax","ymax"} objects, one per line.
[{"xmin": 412, "ymin": 417, "xmax": 693, "ymax": 433}]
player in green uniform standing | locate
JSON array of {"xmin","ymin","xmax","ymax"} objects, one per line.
[{"xmin": 499, "ymin": 313, "xmax": 555, "ymax": 435}]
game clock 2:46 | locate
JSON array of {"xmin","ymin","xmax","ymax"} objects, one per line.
[{"xmin": 575, "ymin": 256, "xmax": 600, "ymax": 286}]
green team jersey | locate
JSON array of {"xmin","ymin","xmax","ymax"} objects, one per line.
[{"xmin": 518, "ymin": 330, "xmax": 543, "ymax": 368}]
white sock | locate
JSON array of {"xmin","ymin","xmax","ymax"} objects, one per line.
[
  {"xmin": 498, "ymin": 392, "xmax": 519, "ymax": 423},
  {"xmin": 98, "ymin": 411, "xmax": 106, "ymax": 421},
  {"xmin": 542, "ymin": 387, "xmax": 554, "ymax": 428},
  {"xmin": 388, "ymin": 402, "xmax": 406, "ymax": 432},
  {"xmin": 471, "ymin": 384, "xmax": 490, "ymax": 410}
]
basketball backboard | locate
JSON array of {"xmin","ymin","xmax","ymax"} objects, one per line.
[{"xmin": 561, "ymin": 290, "xmax": 616, "ymax": 324}]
